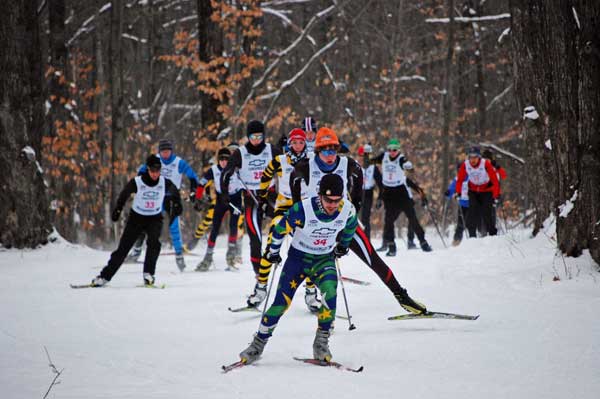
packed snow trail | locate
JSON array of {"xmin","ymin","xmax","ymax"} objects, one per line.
[{"xmin": 1, "ymin": 227, "xmax": 599, "ymax": 399}]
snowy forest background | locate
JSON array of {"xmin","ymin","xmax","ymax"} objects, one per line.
[{"xmin": 1, "ymin": 0, "xmax": 598, "ymax": 267}]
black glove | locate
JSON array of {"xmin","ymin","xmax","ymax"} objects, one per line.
[
  {"xmin": 333, "ymin": 244, "xmax": 349, "ymax": 258},
  {"xmin": 375, "ymin": 198, "xmax": 383, "ymax": 210},
  {"xmin": 189, "ymin": 191, "xmax": 196, "ymax": 204},
  {"xmin": 421, "ymin": 197, "xmax": 429, "ymax": 207},
  {"xmin": 166, "ymin": 198, "xmax": 183, "ymax": 218},
  {"xmin": 444, "ymin": 190, "xmax": 450, "ymax": 197},
  {"xmin": 264, "ymin": 250, "xmax": 282, "ymax": 264},
  {"xmin": 111, "ymin": 208, "xmax": 122, "ymax": 222}
]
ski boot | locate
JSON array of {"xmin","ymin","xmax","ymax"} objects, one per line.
[
  {"xmin": 452, "ymin": 238, "xmax": 461, "ymax": 247},
  {"xmin": 304, "ymin": 287, "xmax": 322, "ymax": 313},
  {"xmin": 394, "ymin": 288, "xmax": 427, "ymax": 314},
  {"xmin": 407, "ymin": 240, "xmax": 417, "ymax": 250},
  {"xmin": 91, "ymin": 276, "xmax": 108, "ymax": 287},
  {"xmin": 313, "ymin": 328, "xmax": 332, "ymax": 362},
  {"xmin": 247, "ymin": 282, "xmax": 267, "ymax": 307},
  {"xmin": 375, "ymin": 241, "xmax": 389, "ymax": 252},
  {"xmin": 195, "ymin": 250, "xmax": 213, "ymax": 272},
  {"xmin": 225, "ymin": 242, "xmax": 238, "ymax": 270},
  {"xmin": 386, "ymin": 242, "xmax": 397, "ymax": 257},
  {"xmin": 420, "ymin": 241, "xmax": 433, "ymax": 252},
  {"xmin": 143, "ymin": 273, "xmax": 155, "ymax": 286},
  {"xmin": 175, "ymin": 253, "xmax": 186, "ymax": 271},
  {"xmin": 239, "ymin": 334, "xmax": 268, "ymax": 365}
]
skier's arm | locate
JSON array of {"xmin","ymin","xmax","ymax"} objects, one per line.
[
  {"xmin": 269, "ymin": 201, "xmax": 304, "ymax": 253},
  {"xmin": 373, "ymin": 165, "xmax": 383, "ymax": 191},
  {"xmin": 178, "ymin": 158, "xmax": 199, "ymax": 192},
  {"xmin": 195, "ymin": 168, "xmax": 215, "ymax": 200},
  {"xmin": 337, "ymin": 205, "xmax": 358, "ymax": 249},
  {"xmin": 407, "ymin": 177, "xmax": 425, "ymax": 196},
  {"xmin": 455, "ymin": 163, "xmax": 467, "ymax": 195},
  {"xmin": 485, "ymin": 160, "xmax": 500, "ymax": 198},
  {"xmin": 290, "ymin": 159, "xmax": 309, "ymax": 203},
  {"xmin": 347, "ymin": 158, "xmax": 363, "ymax": 212},
  {"xmin": 114, "ymin": 178, "xmax": 137, "ymax": 211},
  {"xmin": 447, "ymin": 179, "xmax": 457, "ymax": 197},
  {"xmin": 164, "ymin": 179, "xmax": 183, "ymax": 218},
  {"xmin": 220, "ymin": 149, "xmax": 242, "ymax": 194},
  {"xmin": 259, "ymin": 156, "xmax": 281, "ymax": 198}
]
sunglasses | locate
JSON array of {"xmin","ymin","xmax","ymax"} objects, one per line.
[
  {"xmin": 320, "ymin": 148, "xmax": 337, "ymax": 156},
  {"xmin": 249, "ymin": 133, "xmax": 264, "ymax": 141},
  {"xmin": 321, "ymin": 195, "xmax": 343, "ymax": 205},
  {"xmin": 388, "ymin": 148, "xmax": 400, "ymax": 152}
]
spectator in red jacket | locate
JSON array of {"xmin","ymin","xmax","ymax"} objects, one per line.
[{"xmin": 456, "ymin": 146, "xmax": 499, "ymax": 237}]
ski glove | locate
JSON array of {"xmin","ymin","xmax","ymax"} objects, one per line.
[
  {"xmin": 264, "ymin": 250, "xmax": 282, "ymax": 264},
  {"xmin": 375, "ymin": 198, "xmax": 383, "ymax": 210},
  {"xmin": 421, "ymin": 197, "xmax": 429, "ymax": 207},
  {"xmin": 189, "ymin": 191, "xmax": 196, "ymax": 204},
  {"xmin": 333, "ymin": 244, "xmax": 349, "ymax": 258},
  {"xmin": 111, "ymin": 208, "xmax": 122, "ymax": 222}
]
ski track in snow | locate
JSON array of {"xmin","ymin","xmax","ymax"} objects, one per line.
[{"xmin": 1, "ymin": 227, "xmax": 599, "ymax": 399}]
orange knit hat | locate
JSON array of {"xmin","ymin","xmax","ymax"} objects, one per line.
[{"xmin": 314, "ymin": 127, "xmax": 340, "ymax": 149}]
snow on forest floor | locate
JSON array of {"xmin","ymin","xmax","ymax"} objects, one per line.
[{"xmin": 1, "ymin": 223, "xmax": 599, "ymax": 399}]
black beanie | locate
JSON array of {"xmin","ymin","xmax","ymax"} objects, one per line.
[
  {"xmin": 146, "ymin": 154, "xmax": 162, "ymax": 170},
  {"xmin": 246, "ymin": 120, "xmax": 265, "ymax": 136},
  {"xmin": 319, "ymin": 174, "xmax": 344, "ymax": 197},
  {"xmin": 217, "ymin": 148, "xmax": 231, "ymax": 159},
  {"xmin": 158, "ymin": 139, "xmax": 173, "ymax": 151}
]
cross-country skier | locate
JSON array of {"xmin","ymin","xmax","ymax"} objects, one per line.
[
  {"xmin": 245, "ymin": 128, "xmax": 323, "ymax": 313},
  {"xmin": 219, "ymin": 120, "xmax": 281, "ymax": 280},
  {"xmin": 373, "ymin": 138, "xmax": 432, "ymax": 255},
  {"xmin": 90, "ymin": 155, "xmax": 182, "ymax": 287},
  {"xmin": 285, "ymin": 127, "xmax": 427, "ymax": 315},
  {"xmin": 194, "ymin": 148, "xmax": 243, "ymax": 271},
  {"xmin": 238, "ymin": 174, "xmax": 357, "ymax": 364},
  {"xmin": 455, "ymin": 146, "xmax": 500, "ymax": 237},
  {"xmin": 128, "ymin": 139, "xmax": 199, "ymax": 271}
]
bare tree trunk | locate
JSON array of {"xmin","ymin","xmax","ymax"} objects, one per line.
[
  {"xmin": 0, "ymin": 0, "xmax": 52, "ymax": 248},
  {"xmin": 441, "ymin": 0, "xmax": 455, "ymax": 196},
  {"xmin": 109, "ymin": 0, "xmax": 125, "ymax": 220},
  {"xmin": 197, "ymin": 0, "xmax": 225, "ymax": 138},
  {"xmin": 510, "ymin": 0, "xmax": 600, "ymax": 266}
]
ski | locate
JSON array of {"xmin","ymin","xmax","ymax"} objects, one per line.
[
  {"xmin": 228, "ymin": 305, "xmax": 260, "ymax": 313},
  {"xmin": 70, "ymin": 283, "xmax": 166, "ymax": 289},
  {"xmin": 136, "ymin": 283, "xmax": 167, "ymax": 289},
  {"xmin": 388, "ymin": 311, "xmax": 479, "ymax": 321},
  {"xmin": 341, "ymin": 276, "xmax": 371, "ymax": 286},
  {"xmin": 160, "ymin": 251, "xmax": 200, "ymax": 257},
  {"xmin": 70, "ymin": 283, "xmax": 99, "ymax": 289},
  {"xmin": 293, "ymin": 357, "xmax": 363, "ymax": 373},
  {"xmin": 221, "ymin": 360, "xmax": 246, "ymax": 373}
]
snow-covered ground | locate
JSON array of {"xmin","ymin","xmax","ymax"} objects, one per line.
[{"xmin": 1, "ymin": 223, "xmax": 599, "ymax": 399}]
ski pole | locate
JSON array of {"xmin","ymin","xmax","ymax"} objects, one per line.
[
  {"xmin": 258, "ymin": 260, "xmax": 280, "ymax": 330},
  {"xmin": 457, "ymin": 200, "xmax": 469, "ymax": 240},
  {"xmin": 234, "ymin": 169, "xmax": 261, "ymax": 206},
  {"xmin": 424, "ymin": 204, "xmax": 447, "ymax": 248},
  {"xmin": 335, "ymin": 258, "xmax": 356, "ymax": 331}
]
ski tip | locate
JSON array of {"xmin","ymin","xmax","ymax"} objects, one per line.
[{"xmin": 356, "ymin": 366, "xmax": 364, "ymax": 372}]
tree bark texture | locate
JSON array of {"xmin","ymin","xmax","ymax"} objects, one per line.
[
  {"xmin": 510, "ymin": 0, "xmax": 600, "ymax": 265},
  {"xmin": 0, "ymin": 0, "xmax": 52, "ymax": 248}
]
